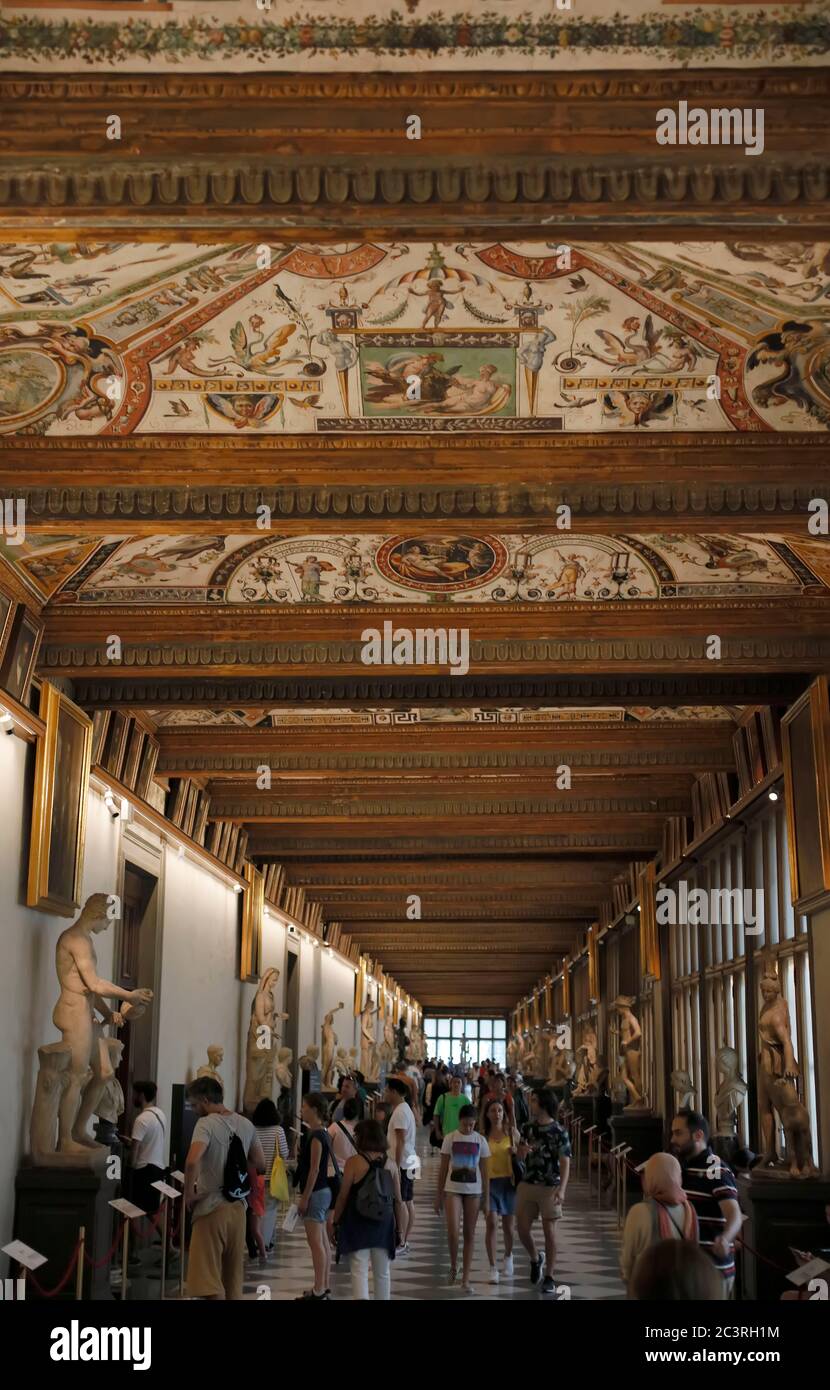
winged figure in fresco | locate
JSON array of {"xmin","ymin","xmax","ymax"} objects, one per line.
[
  {"xmin": 580, "ymin": 315, "xmax": 701, "ymax": 372},
  {"xmin": 208, "ymin": 316, "xmax": 303, "ymax": 375}
]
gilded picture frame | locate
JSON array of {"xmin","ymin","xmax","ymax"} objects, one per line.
[
  {"xmin": 0, "ymin": 605, "xmax": 44, "ymax": 707},
  {"xmin": 28, "ymin": 681, "xmax": 93, "ymax": 916},
  {"xmin": 781, "ymin": 676, "xmax": 830, "ymax": 911},
  {"xmin": 240, "ymin": 861, "xmax": 264, "ymax": 983}
]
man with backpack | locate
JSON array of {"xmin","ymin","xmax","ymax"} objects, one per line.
[{"xmin": 184, "ymin": 1076, "xmax": 266, "ymax": 1300}]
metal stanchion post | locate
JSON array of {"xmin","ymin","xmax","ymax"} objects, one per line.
[
  {"xmin": 121, "ymin": 1218, "xmax": 129, "ymax": 1303},
  {"xmin": 159, "ymin": 1199, "xmax": 168, "ymax": 1301},
  {"xmin": 584, "ymin": 1125, "xmax": 596, "ymax": 1197},
  {"xmin": 609, "ymin": 1143, "xmax": 625, "ymax": 1228},
  {"xmin": 621, "ymin": 1146, "xmax": 633, "ymax": 1230},
  {"xmin": 574, "ymin": 1118, "xmax": 583, "ymax": 1181},
  {"xmin": 597, "ymin": 1138, "xmax": 604, "ymax": 1210},
  {"xmin": 75, "ymin": 1225, "xmax": 85, "ymax": 1300}
]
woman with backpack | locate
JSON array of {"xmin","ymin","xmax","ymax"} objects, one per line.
[
  {"xmin": 620, "ymin": 1151, "xmax": 699, "ymax": 1293},
  {"xmin": 330, "ymin": 1118, "xmax": 403, "ymax": 1300}
]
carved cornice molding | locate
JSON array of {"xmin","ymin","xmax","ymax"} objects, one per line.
[
  {"xmin": 11, "ymin": 482, "xmax": 826, "ymax": 528},
  {"xmin": 208, "ymin": 795, "xmax": 688, "ymax": 817},
  {"xmin": 158, "ymin": 747, "xmax": 722, "ymax": 774},
  {"xmin": 67, "ymin": 673, "xmax": 808, "ymax": 706},
  {"xmin": 6, "ymin": 73, "xmax": 829, "ymax": 103},
  {"xmin": 40, "ymin": 637, "xmax": 830, "ymax": 670},
  {"xmin": 252, "ymin": 832, "xmax": 657, "ymax": 852},
  {"xmin": 1, "ymin": 156, "xmax": 826, "ymax": 210}
]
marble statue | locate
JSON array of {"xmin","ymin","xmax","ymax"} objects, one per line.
[
  {"xmin": 611, "ymin": 995, "xmax": 646, "ymax": 1110},
  {"xmin": 537, "ymin": 1025, "xmax": 553, "ymax": 1081},
  {"xmin": 395, "ymin": 1018, "xmax": 410, "ymax": 1068},
  {"xmin": 243, "ymin": 967, "xmax": 289, "ymax": 1115},
  {"xmin": 196, "ymin": 1044, "xmax": 225, "ymax": 1088},
  {"xmin": 709, "ymin": 1045, "xmax": 745, "ymax": 1162},
  {"xmin": 757, "ymin": 963, "xmax": 818, "ymax": 1177},
  {"xmin": 39, "ymin": 893, "xmax": 153, "ymax": 1157},
  {"xmin": 409, "ymin": 1024, "xmax": 425, "ymax": 1063},
  {"xmin": 573, "ymin": 1029, "xmax": 601, "ymax": 1095},
  {"xmin": 671, "ymin": 1068, "xmax": 697, "ymax": 1111},
  {"xmin": 274, "ymin": 1047, "xmax": 293, "ymax": 1093},
  {"xmin": 379, "ymin": 1013, "xmax": 396, "ymax": 1067},
  {"xmin": 30, "ymin": 1044, "xmax": 72, "ymax": 1163},
  {"xmin": 548, "ymin": 1047, "xmax": 576, "ymax": 1086},
  {"xmin": 507, "ymin": 1034, "xmax": 520, "ymax": 1072},
  {"xmin": 298, "ymin": 1044, "xmax": 320, "ymax": 1072},
  {"xmin": 321, "ymin": 1002, "xmax": 345, "ymax": 1089},
  {"xmin": 360, "ymin": 998, "xmax": 380, "ymax": 1080},
  {"xmin": 335, "ymin": 1046, "xmax": 350, "ymax": 1082}
]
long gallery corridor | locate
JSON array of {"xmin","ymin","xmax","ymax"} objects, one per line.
[{"xmin": 243, "ymin": 1129, "xmax": 625, "ymax": 1302}]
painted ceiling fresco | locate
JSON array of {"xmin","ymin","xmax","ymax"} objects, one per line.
[
  {"xmin": 147, "ymin": 704, "xmax": 739, "ymax": 729},
  {"xmin": 1, "ymin": 240, "xmax": 829, "ymax": 437},
  {"xmin": 2, "ymin": 531, "xmax": 826, "ymax": 604},
  {"xmin": 1, "ymin": 2, "xmax": 826, "ymax": 71}
]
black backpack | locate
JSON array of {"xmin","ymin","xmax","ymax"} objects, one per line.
[
  {"xmin": 221, "ymin": 1119, "xmax": 252, "ymax": 1203},
  {"xmin": 354, "ymin": 1158, "xmax": 394, "ymax": 1222}
]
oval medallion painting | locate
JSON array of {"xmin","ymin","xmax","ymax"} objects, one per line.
[{"xmin": 376, "ymin": 535, "xmax": 507, "ymax": 594}]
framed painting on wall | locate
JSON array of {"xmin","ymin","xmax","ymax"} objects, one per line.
[
  {"xmin": 28, "ymin": 681, "xmax": 94, "ymax": 916},
  {"xmin": 781, "ymin": 676, "xmax": 830, "ymax": 910},
  {"xmin": 0, "ymin": 606, "xmax": 44, "ymax": 707},
  {"xmin": 0, "ymin": 592, "xmax": 15, "ymax": 670}
]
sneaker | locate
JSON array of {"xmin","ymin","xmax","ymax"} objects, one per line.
[
  {"xmin": 488, "ymin": 1266, "xmax": 499, "ymax": 1284},
  {"xmin": 541, "ymin": 1275, "xmax": 556, "ymax": 1296},
  {"xmin": 448, "ymin": 1266, "xmax": 457, "ymax": 1286},
  {"xmin": 502, "ymin": 1255, "xmax": 514, "ymax": 1278},
  {"xmin": 295, "ymin": 1289, "xmax": 329, "ymax": 1300},
  {"xmin": 461, "ymin": 1281, "xmax": 476, "ymax": 1295},
  {"xmin": 396, "ymin": 1242, "xmax": 410, "ymax": 1256},
  {"xmin": 530, "ymin": 1253, "xmax": 545, "ymax": 1286}
]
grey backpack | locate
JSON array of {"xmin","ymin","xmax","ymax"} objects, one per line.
[{"xmin": 355, "ymin": 1158, "xmax": 394, "ymax": 1222}]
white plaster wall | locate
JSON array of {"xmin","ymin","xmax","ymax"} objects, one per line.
[
  {"xmin": 0, "ymin": 730, "xmax": 363, "ymax": 1247},
  {"xmin": 0, "ymin": 736, "xmax": 120, "ymax": 1245}
]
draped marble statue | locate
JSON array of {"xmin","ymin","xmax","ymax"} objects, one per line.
[
  {"xmin": 321, "ymin": 1003, "xmax": 345, "ymax": 1088},
  {"xmin": 243, "ymin": 966, "xmax": 289, "ymax": 1115},
  {"xmin": 360, "ymin": 998, "xmax": 380, "ymax": 1080},
  {"xmin": 611, "ymin": 995, "xmax": 647, "ymax": 1110}
]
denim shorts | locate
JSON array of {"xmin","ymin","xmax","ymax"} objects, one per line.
[
  {"xmin": 489, "ymin": 1177, "xmax": 517, "ymax": 1216},
  {"xmin": 304, "ymin": 1186, "xmax": 332, "ymax": 1223}
]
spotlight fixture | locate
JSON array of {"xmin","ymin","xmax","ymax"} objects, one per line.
[
  {"xmin": 177, "ymin": 844, "xmax": 185, "ymax": 860},
  {"xmin": 104, "ymin": 790, "xmax": 120, "ymax": 819},
  {"xmin": 233, "ymin": 883, "xmax": 243, "ymax": 894},
  {"xmin": 0, "ymin": 710, "xmax": 13, "ymax": 734},
  {"xmin": 768, "ymin": 790, "xmax": 779, "ymax": 802}
]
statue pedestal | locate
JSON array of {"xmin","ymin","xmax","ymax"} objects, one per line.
[
  {"xmin": 737, "ymin": 1172, "xmax": 830, "ymax": 1301},
  {"xmin": 14, "ymin": 1160, "xmax": 116, "ymax": 1300},
  {"xmin": 608, "ymin": 1111, "xmax": 663, "ymax": 1190}
]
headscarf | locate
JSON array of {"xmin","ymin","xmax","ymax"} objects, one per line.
[{"xmin": 642, "ymin": 1153, "xmax": 698, "ymax": 1242}]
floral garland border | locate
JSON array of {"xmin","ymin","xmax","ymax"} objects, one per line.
[{"xmin": 1, "ymin": 8, "xmax": 829, "ymax": 66}]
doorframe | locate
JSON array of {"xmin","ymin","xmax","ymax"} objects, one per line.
[{"xmin": 116, "ymin": 821, "xmax": 165, "ymax": 1082}]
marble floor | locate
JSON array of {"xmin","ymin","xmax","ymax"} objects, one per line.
[{"xmin": 241, "ymin": 1132, "xmax": 627, "ymax": 1302}]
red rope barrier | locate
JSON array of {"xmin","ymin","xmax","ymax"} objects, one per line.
[
  {"xmin": 25, "ymin": 1240, "xmax": 81, "ymax": 1298},
  {"xmin": 83, "ymin": 1225, "xmax": 124, "ymax": 1268}
]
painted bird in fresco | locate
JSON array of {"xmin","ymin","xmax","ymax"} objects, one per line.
[{"xmin": 208, "ymin": 316, "xmax": 302, "ymax": 375}]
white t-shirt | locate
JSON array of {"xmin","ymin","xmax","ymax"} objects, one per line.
[
  {"xmin": 328, "ymin": 1119, "xmax": 358, "ymax": 1171},
  {"xmin": 388, "ymin": 1101, "xmax": 417, "ymax": 1170},
  {"xmin": 441, "ymin": 1129, "xmax": 490, "ymax": 1196},
  {"xmin": 131, "ymin": 1106, "xmax": 166, "ymax": 1170}
]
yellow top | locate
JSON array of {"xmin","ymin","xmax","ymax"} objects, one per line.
[{"xmin": 487, "ymin": 1133, "xmax": 513, "ymax": 1180}]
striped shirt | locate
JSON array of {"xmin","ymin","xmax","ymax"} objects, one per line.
[
  {"xmin": 680, "ymin": 1148, "xmax": 739, "ymax": 1276},
  {"xmin": 256, "ymin": 1124, "xmax": 289, "ymax": 1175}
]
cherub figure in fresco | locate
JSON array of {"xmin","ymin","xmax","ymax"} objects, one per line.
[
  {"xmin": 406, "ymin": 281, "xmax": 464, "ymax": 328},
  {"xmin": 291, "ymin": 555, "xmax": 336, "ymax": 601},
  {"xmin": 155, "ymin": 332, "xmax": 220, "ymax": 377}
]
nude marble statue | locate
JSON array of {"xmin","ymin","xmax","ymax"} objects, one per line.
[
  {"xmin": 49, "ymin": 893, "xmax": 153, "ymax": 1154},
  {"xmin": 671, "ymin": 1068, "xmax": 697, "ymax": 1111},
  {"xmin": 321, "ymin": 1002, "xmax": 345, "ymax": 1088},
  {"xmin": 611, "ymin": 995, "xmax": 646, "ymax": 1110},
  {"xmin": 757, "ymin": 963, "xmax": 818, "ymax": 1177}
]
